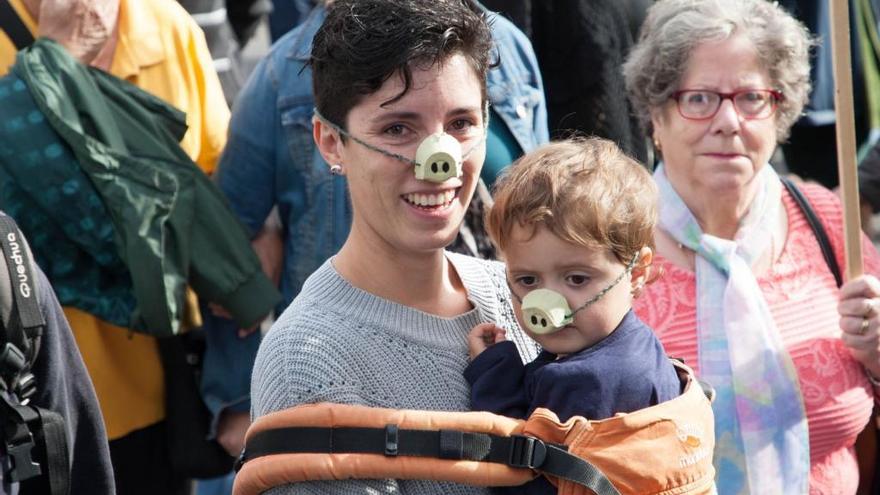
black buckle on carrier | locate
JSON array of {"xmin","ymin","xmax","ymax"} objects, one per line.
[{"xmin": 507, "ymin": 435, "xmax": 547, "ymax": 469}]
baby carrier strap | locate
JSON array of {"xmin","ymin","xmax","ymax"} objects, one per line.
[
  {"xmin": 240, "ymin": 425, "xmax": 616, "ymax": 493},
  {"xmin": 234, "ymin": 360, "xmax": 715, "ymax": 495},
  {"xmin": 234, "ymin": 403, "xmax": 618, "ymax": 495}
]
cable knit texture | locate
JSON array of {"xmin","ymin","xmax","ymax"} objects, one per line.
[{"xmin": 251, "ymin": 252, "xmax": 539, "ymax": 494}]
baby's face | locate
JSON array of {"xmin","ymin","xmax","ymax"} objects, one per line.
[{"xmin": 503, "ymin": 225, "xmax": 635, "ymax": 356}]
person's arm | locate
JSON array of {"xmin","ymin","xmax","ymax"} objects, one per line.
[
  {"xmin": 519, "ymin": 26, "xmax": 549, "ymax": 145},
  {"xmin": 31, "ymin": 265, "xmax": 115, "ymax": 494},
  {"xmin": 214, "ymin": 52, "xmax": 282, "ymax": 236},
  {"xmin": 838, "ymin": 273, "xmax": 880, "ymax": 386},
  {"xmin": 464, "ymin": 340, "xmax": 530, "ymax": 418},
  {"xmin": 805, "ymin": 182, "xmax": 880, "ymax": 397}
]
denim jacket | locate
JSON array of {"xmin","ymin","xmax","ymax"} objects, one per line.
[{"xmin": 207, "ymin": 4, "xmax": 547, "ymax": 419}]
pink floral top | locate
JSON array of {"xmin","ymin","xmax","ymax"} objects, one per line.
[{"xmin": 634, "ymin": 183, "xmax": 878, "ymax": 494}]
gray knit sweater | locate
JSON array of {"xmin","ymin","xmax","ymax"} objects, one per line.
[{"xmin": 251, "ymin": 252, "xmax": 539, "ymax": 494}]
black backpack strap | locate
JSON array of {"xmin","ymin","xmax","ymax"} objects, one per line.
[
  {"xmin": 21, "ymin": 406, "xmax": 69, "ymax": 495},
  {"xmin": 0, "ymin": 214, "xmax": 43, "ymax": 386},
  {"xmin": 237, "ymin": 425, "xmax": 621, "ymax": 495},
  {"xmin": 0, "ymin": 395, "xmax": 70, "ymax": 495},
  {"xmin": 780, "ymin": 177, "xmax": 843, "ymax": 288},
  {"xmin": 0, "ymin": 215, "xmax": 68, "ymax": 495},
  {"xmin": 0, "ymin": 0, "xmax": 34, "ymax": 50}
]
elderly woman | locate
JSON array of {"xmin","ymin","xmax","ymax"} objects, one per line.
[
  {"xmin": 248, "ymin": 0, "xmax": 537, "ymax": 493},
  {"xmin": 624, "ymin": 0, "xmax": 880, "ymax": 493}
]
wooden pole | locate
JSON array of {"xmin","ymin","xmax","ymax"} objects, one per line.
[{"xmin": 829, "ymin": 0, "xmax": 864, "ymax": 280}]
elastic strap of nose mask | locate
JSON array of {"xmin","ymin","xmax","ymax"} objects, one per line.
[
  {"xmin": 509, "ymin": 251, "xmax": 641, "ymax": 330},
  {"xmin": 313, "ymin": 106, "xmax": 489, "ymax": 172}
]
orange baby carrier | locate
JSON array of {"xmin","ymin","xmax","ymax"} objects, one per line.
[{"xmin": 233, "ymin": 360, "xmax": 716, "ymax": 495}]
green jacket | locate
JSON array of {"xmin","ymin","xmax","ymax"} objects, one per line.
[{"xmin": 0, "ymin": 38, "xmax": 280, "ymax": 336}]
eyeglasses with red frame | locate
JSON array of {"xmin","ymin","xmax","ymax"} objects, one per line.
[{"xmin": 670, "ymin": 89, "xmax": 784, "ymax": 120}]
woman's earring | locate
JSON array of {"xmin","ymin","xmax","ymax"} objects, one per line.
[
  {"xmin": 631, "ymin": 281, "xmax": 645, "ymax": 298},
  {"xmin": 329, "ymin": 164, "xmax": 343, "ymax": 175},
  {"xmin": 652, "ymin": 137, "xmax": 662, "ymax": 153}
]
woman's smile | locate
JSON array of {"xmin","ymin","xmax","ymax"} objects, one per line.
[
  {"xmin": 402, "ymin": 189, "xmax": 458, "ymax": 208},
  {"xmin": 401, "ymin": 188, "xmax": 461, "ymax": 218}
]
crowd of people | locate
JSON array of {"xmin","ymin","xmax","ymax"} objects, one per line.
[{"xmin": 1, "ymin": 0, "xmax": 879, "ymax": 494}]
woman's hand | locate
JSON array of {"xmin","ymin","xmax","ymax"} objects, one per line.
[
  {"xmin": 838, "ymin": 274, "xmax": 880, "ymax": 378},
  {"xmin": 467, "ymin": 323, "xmax": 507, "ymax": 361},
  {"xmin": 206, "ymin": 222, "xmax": 283, "ymax": 337},
  {"xmin": 216, "ymin": 410, "xmax": 251, "ymax": 457},
  {"xmin": 252, "ymin": 221, "xmax": 284, "ymax": 288}
]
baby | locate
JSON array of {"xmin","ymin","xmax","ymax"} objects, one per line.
[{"xmin": 465, "ymin": 138, "xmax": 680, "ymax": 493}]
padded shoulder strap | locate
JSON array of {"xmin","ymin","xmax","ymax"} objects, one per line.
[{"xmin": 237, "ymin": 425, "xmax": 620, "ymax": 495}]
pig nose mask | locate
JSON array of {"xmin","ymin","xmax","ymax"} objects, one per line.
[
  {"xmin": 313, "ymin": 107, "xmax": 488, "ymax": 183},
  {"xmin": 511, "ymin": 252, "xmax": 640, "ymax": 335}
]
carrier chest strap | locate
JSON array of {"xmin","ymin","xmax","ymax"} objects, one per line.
[{"xmin": 237, "ymin": 425, "xmax": 621, "ymax": 495}]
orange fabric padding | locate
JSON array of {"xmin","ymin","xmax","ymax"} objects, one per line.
[
  {"xmin": 234, "ymin": 363, "xmax": 715, "ymax": 495},
  {"xmin": 523, "ymin": 363, "xmax": 716, "ymax": 495},
  {"xmin": 233, "ymin": 404, "xmax": 536, "ymax": 495}
]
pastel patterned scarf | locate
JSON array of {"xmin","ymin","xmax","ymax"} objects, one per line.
[{"xmin": 654, "ymin": 164, "xmax": 809, "ymax": 494}]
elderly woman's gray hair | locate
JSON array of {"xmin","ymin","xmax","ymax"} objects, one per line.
[{"xmin": 622, "ymin": 0, "xmax": 813, "ymax": 140}]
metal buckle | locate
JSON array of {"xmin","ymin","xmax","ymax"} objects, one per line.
[{"xmin": 507, "ymin": 435, "xmax": 547, "ymax": 469}]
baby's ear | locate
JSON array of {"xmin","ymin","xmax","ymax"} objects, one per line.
[{"xmin": 630, "ymin": 246, "xmax": 653, "ymax": 298}]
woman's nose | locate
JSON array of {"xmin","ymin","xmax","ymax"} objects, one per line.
[{"xmin": 710, "ymin": 98, "xmax": 742, "ymax": 134}]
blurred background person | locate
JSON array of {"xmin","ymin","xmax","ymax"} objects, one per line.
[
  {"xmin": 0, "ymin": 0, "xmax": 236, "ymax": 493},
  {"xmin": 624, "ymin": 0, "xmax": 880, "ymax": 493}
]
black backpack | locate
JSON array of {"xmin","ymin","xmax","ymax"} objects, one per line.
[{"xmin": 0, "ymin": 213, "xmax": 69, "ymax": 495}]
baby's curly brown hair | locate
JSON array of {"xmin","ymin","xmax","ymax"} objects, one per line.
[{"xmin": 487, "ymin": 138, "xmax": 657, "ymax": 265}]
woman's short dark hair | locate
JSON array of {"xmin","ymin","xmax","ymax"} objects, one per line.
[{"xmin": 310, "ymin": 0, "xmax": 494, "ymax": 129}]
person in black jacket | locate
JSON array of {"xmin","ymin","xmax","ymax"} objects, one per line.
[
  {"xmin": 1, "ymin": 212, "xmax": 115, "ymax": 495},
  {"xmin": 530, "ymin": 0, "xmax": 650, "ymax": 164}
]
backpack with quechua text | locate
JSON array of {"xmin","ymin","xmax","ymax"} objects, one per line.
[{"xmin": 0, "ymin": 212, "xmax": 69, "ymax": 495}]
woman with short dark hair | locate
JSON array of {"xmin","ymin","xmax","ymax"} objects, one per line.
[{"xmin": 249, "ymin": 1, "xmax": 538, "ymax": 493}]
